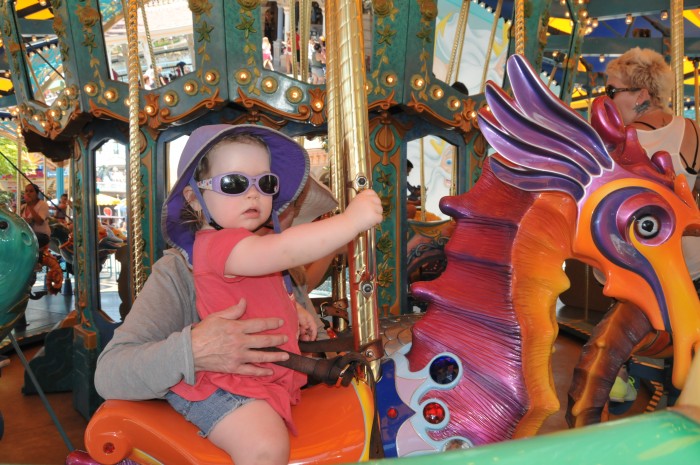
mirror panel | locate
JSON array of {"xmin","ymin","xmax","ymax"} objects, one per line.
[
  {"xmin": 166, "ymin": 134, "xmax": 189, "ymax": 192},
  {"xmin": 99, "ymin": 0, "xmax": 195, "ymax": 86},
  {"xmin": 433, "ymin": 0, "xmax": 510, "ymax": 94},
  {"xmin": 261, "ymin": 1, "xmax": 369, "ymax": 84},
  {"xmin": 20, "ymin": 34, "xmax": 66, "ymax": 105},
  {"xmin": 94, "ymin": 139, "xmax": 128, "ymax": 320},
  {"xmin": 406, "ymin": 135, "xmax": 456, "ymax": 222}
]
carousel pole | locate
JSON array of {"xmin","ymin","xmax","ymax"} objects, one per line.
[
  {"xmin": 514, "ymin": 0, "xmax": 525, "ymax": 57},
  {"xmin": 325, "ymin": 0, "xmax": 348, "ymax": 334},
  {"xmin": 15, "ymin": 126, "xmax": 22, "ymax": 210},
  {"xmin": 419, "ymin": 139, "xmax": 426, "ymax": 222},
  {"xmin": 299, "ymin": 0, "xmax": 312, "ymax": 83},
  {"xmin": 670, "ymin": 0, "xmax": 684, "ymax": 116},
  {"xmin": 327, "ymin": 0, "xmax": 381, "ymax": 372},
  {"xmin": 480, "ymin": 0, "xmax": 503, "ymax": 93},
  {"xmin": 126, "ymin": 0, "xmax": 146, "ymax": 297},
  {"xmin": 445, "ymin": 0, "xmax": 470, "ymax": 86},
  {"xmin": 290, "ymin": 0, "xmax": 298, "ymax": 79}
]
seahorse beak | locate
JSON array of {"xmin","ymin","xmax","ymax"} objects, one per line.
[
  {"xmin": 640, "ymin": 198, "xmax": 700, "ymax": 389},
  {"xmin": 652, "ymin": 252, "xmax": 700, "ymax": 389}
]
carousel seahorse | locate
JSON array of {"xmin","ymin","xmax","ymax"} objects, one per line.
[{"xmin": 388, "ymin": 54, "xmax": 700, "ymax": 451}]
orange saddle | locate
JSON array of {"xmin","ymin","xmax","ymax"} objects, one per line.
[{"xmin": 84, "ymin": 380, "xmax": 374, "ymax": 465}]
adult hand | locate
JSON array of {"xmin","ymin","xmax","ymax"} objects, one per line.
[{"xmin": 191, "ymin": 298, "xmax": 290, "ymax": 376}]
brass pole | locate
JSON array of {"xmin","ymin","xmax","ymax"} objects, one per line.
[
  {"xmin": 15, "ymin": 126, "xmax": 22, "ymax": 211},
  {"xmin": 328, "ymin": 0, "xmax": 380, "ymax": 371},
  {"xmin": 694, "ymin": 59, "xmax": 699, "ymax": 126},
  {"xmin": 670, "ymin": 0, "xmax": 684, "ymax": 116},
  {"xmin": 480, "ymin": 0, "xmax": 503, "ymax": 93},
  {"xmin": 326, "ymin": 0, "xmax": 348, "ymax": 333},
  {"xmin": 514, "ymin": 0, "xmax": 525, "ymax": 56},
  {"xmin": 419, "ymin": 138, "xmax": 426, "ymax": 222},
  {"xmin": 126, "ymin": 0, "xmax": 146, "ymax": 296},
  {"xmin": 290, "ymin": 1, "xmax": 298, "ymax": 79},
  {"xmin": 445, "ymin": 0, "xmax": 470, "ymax": 85},
  {"xmin": 138, "ymin": 0, "xmax": 160, "ymax": 88},
  {"xmin": 299, "ymin": 0, "xmax": 311, "ymax": 83}
]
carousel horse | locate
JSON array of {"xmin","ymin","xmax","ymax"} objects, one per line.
[
  {"xmin": 0, "ymin": 206, "xmax": 39, "ymax": 334},
  {"xmin": 51, "ymin": 219, "xmax": 126, "ymax": 277},
  {"xmin": 0, "ymin": 207, "xmax": 76, "ymax": 450},
  {"xmin": 71, "ymin": 54, "xmax": 700, "ymax": 463}
]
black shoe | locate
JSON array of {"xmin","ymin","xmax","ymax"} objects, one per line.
[{"xmin": 13, "ymin": 314, "xmax": 28, "ymax": 330}]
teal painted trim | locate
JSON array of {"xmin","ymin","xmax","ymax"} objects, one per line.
[
  {"xmin": 523, "ymin": 0, "xmax": 552, "ymax": 73},
  {"xmin": 56, "ymin": 166, "xmax": 64, "ymax": 195},
  {"xmin": 368, "ymin": 2, "xmax": 409, "ymax": 104},
  {"xmin": 589, "ymin": 1, "xmax": 700, "ymax": 20},
  {"xmin": 0, "ymin": 2, "xmax": 36, "ymax": 104}
]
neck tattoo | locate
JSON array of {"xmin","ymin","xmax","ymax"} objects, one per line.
[{"xmin": 634, "ymin": 100, "xmax": 651, "ymax": 115}]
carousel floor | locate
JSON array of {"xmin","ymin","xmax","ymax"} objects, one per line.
[{"xmin": 0, "ymin": 291, "xmax": 651, "ymax": 464}]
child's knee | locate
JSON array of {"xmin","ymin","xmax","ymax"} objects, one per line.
[{"xmin": 240, "ymin": 434, "xmax": 289, "ymax": 465}]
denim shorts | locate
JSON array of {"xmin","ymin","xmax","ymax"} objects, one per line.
[{"xmin": 165, "ymin": 389, "xmax": 253, "ymax": 437}]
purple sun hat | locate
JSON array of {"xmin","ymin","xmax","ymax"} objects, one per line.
[{"xmin": 162, "ymin": 124, "xmax": 309, "ymax": 264}]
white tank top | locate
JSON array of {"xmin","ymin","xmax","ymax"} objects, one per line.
[{"xmin": 635, "ymin": 116, "xmax": 698, "ymax": 187}]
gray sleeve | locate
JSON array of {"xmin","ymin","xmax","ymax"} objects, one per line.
[{"xmin": 94, "ymin": 250, "xmax": 199, "ymax": 400}]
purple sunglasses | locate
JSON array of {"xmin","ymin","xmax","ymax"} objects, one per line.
[{"xmin": 197, "ymin": 172, "xmax": 280, "ymax": 196}]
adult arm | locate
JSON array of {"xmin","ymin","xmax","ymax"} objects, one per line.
[
  {"xmin": 24, "ymin": 200, "xmax": 49, "ymax": 224},
  {"xmin": 95, "ymin": 251, "xmax": 200, "ymax": 399},
  {"xmin": 95, "ymin": 250, "xmax": 290, "ymax": 400}
]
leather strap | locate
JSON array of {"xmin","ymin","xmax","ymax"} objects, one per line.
[
  {"xmin": 319, "ymin": 300, "xmax": 349, "ymax": 320},
  {"xmin": 254, "ymin": 347, "xmax": 366, "ymax": 387},
  {"xmin": 299, "ymin": 332, "xmax": 354, "ymax": 353}
]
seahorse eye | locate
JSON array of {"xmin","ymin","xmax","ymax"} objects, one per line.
[
  {"xmin": 635, "ymin": 215, "xmax": 660, "ymax": 238},
  {"xmin": 0, "ymin": 220, "xmax": 8, "ymax": 230}
]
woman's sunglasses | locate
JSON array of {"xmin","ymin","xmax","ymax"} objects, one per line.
[
  {"xmin": 197, "ymin": 172, "xmax": 280, "ymax": 196},
  {"xmin": 605, "ymin": 85, "xmax": 640, "ymax": 99}
]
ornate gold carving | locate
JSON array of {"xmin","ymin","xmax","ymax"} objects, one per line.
[
  {"xmin": 235, "ymin": 88, "xmax": 319, "ymax": 125},
  {"xmin": 158, "ymin": 88, "xmax": 225, "ymax": 125},
  {"xmin": 417, "ymin": 0, "xmax": 437, "ymax": 21},
  {"xmin": 226, "ymin": 111, "xmax": 288, "ymax": 130},
  {"xmin": 374, "ymin": 0, "xmax": 394, "ymax": 16},
  {"xmin": 261, "ymin": 76, "xmax": 278, "ymax": 94},
  {"xmin": 286, "ymin": 86, "xmax": 303, "ymax": 103},
  {"xmin": 235, "ymin": 0, "xmax": 260, "ymax": 10},
  {"xmin": 189, "ymin": 0, "xmax": 214, "ymax": 16},
  {"xmin": 89, "ymin": 100, "xmax": 128, "ymax": 123},
  {"xmin": 367, "ymin": 90, "xmax": 398, "ymax": 112},
  {"xmin": 369, "ymin": 111, "xmax": 413, "ymax": 165},
  {"xmin": 76, "ymin": 4, "xmax": 100, "ymax": 27},
  {"xmin": 307, "ymin": 87, "xmax": 327, "ymax": 126},
  {"xmin": 407, "ymin": 92, "xmax": 477, "ymax": 133}
]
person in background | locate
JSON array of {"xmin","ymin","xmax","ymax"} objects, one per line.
[
  {"xmin": 451, "ymin": 81, "xmax": 469, "ymax": 96},
  {"xmin": 602, "ymin": 47, "xmax": 700, "ymax": 402},
  {"xmin": 53, "ymin": 193, "xmax": 70, "ymax": 223},
  {"xmin": 262, "ymin": 37, "xmax": 275, "ymax": 71},
  {"xmin": 310, "ymin": 41, "xmax": 325, "ymax": 84},
  {"xmin": 21, "ymin": 183, "xmax": 51, "ymax": 249},
  {"xmin": 282, "ymin": 33, "xmax": 293, "ymax": 74}
]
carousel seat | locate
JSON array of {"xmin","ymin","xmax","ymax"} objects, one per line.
[{"xmin": 84, "ymin": 380, "xmax": 373, "ymax": 465}]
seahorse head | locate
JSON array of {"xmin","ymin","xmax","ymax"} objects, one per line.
[{"xmin": 479, "ymin": 54, "xmax": 700, "ymax": 389}]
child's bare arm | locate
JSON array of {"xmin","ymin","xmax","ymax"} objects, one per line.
[{"xmin": 226, "ymin": 189, "xmax": 382, "ymax": 276}]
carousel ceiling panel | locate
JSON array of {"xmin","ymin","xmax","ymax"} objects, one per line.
[{"xmin": 15, "ymin": 0, "xmax": 52, "ymax": 19}]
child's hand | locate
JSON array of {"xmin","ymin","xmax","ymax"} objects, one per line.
[
  {"xmin": 344, "ymin": 189, "xmax": 383, "ymax": 232},
  {"xmin": 297, "ymin": 303, "xmax": 318, "ymax": 342}
]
